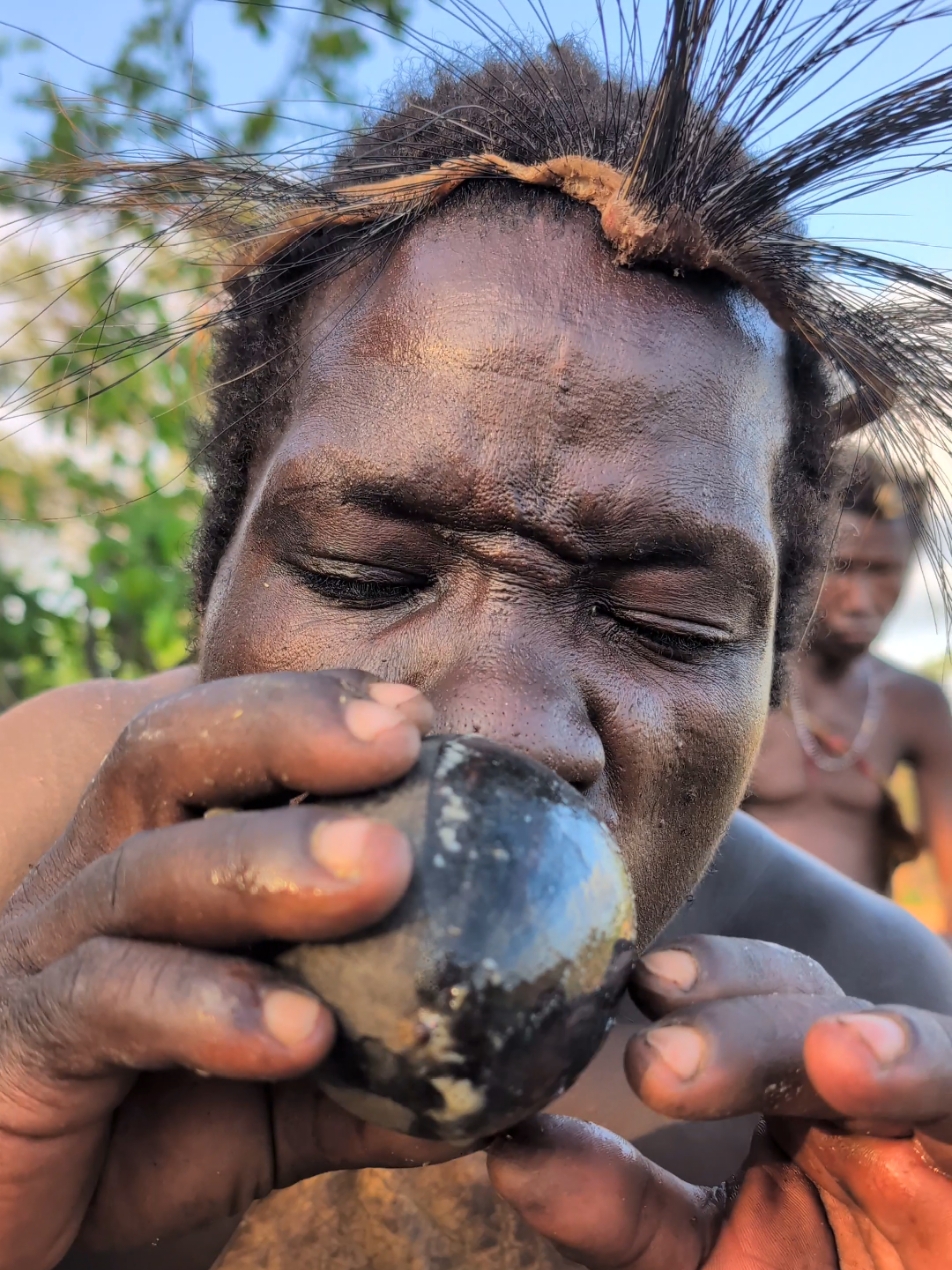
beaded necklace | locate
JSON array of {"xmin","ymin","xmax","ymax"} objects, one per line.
[{"xmin": 788, "ymin": 662, "xmax": 883, "ymax": 773}]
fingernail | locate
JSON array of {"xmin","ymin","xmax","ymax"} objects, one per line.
[
  {"xmin": 263, "ymin": 990, "xmax": 322, "ymax": 1047},
  {"xmin": 644, "ymin": 1026, "xmax": 705, "ymax": 1081},
  {"xmin": 640, "ymin": 949, "xmax": 698, "ymax": 991},
  {"xmin": 368, "ymin": 682, "xmax": 422, "ymax": 709},
  {"xmin": 344, "ymin": 698, "xmax": 406, "ymax": 742},
  {"xmin": 836, "ymin": 1013, "xmax": 908, "ymax": 1066},
  {"xmin": 310, "ymin": 816, "xmax": 380, "ymax": 881}
]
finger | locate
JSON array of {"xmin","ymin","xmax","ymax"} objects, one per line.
[
  {"xmin": 364, "ymin": 678, "xmax": 435, "ymax": 734},
  {"xmin": 271, "ymin": 1079, "xmax": 471, "ymax": 1187},
  {"xmin": 804, "ymin": 1006, "xmax": 952, "ymax": 1137},
  {"xmin": 633, "ymin": 936, "xmax": 843, "ymax": 1018},
  {"xmin": 2, "ymin": 936, "xmax": 333, "ymax": 1115},
  {"xmin": 487, "ymin": 1116, "xmax": 715, "ymax": 1270},
  {"xmin": 19, "ymin": 671, "xmax": 430, "ymax": 900},
  {"xmin": 775, "ymin": 1121, "xmax": 952, "ymax": 1270},
  {"xmin": 78, "ymin": 1071, "xmax": 467, "ymax": 1252},
  {"xmin": 7, "ymin": 808, "xmax": 412, "ymax": 970},
  {"xmin": 105, "ymin": 671, "xmax": 429, "ymax": 813},
  {"xmin": 626, "ymin": 992, "xmax": 869, "ymax": 1121}
]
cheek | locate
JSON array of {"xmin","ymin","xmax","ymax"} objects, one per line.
[
  {"xmin": 874, "ymin": 575, "xmax": 904, "ymax": 614},
  {"xmin": 818, "ymin": 577, "xmax": 848, "ymax": 614},
  {"xmin": 601, "ymin": 645, "xmax": 774, "ymax": 939},
  {"xmin": 201, "ymin": 560, "xmax": 377, "ymax": 679},
  {"xmin": 202, "ymin": 543, "xmax": 777, "ymax": 944}
]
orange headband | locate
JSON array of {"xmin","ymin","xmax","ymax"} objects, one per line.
[
  {"xmin": 235, "ymin": 153, "xmax": 713, "ymax": 270},
  {"xmin": 230, "ymin": 150, "xmax": 797, "ymax": 333},
  {"xmin": 223, "ymin": 150, "xmax": 894, "ymax": 433}
]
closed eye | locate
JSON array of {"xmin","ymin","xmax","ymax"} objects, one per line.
[
  {"xmin": 592, "ymin": 604, "xmax": 733, "ymax": 663},
  {"xmin": 288, "ymin": 561, "xmax": 433, "ymax": 610}
]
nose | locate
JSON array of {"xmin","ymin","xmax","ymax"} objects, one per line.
[
  {"xmin": 840, "ymin": 572, "xmax": 877, "ymax": 617},
  {"xmin": 424, "ymin": 653, "xmax": 605, "ymax": 793}
]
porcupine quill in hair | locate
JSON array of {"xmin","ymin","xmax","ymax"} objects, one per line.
[
  {"xmin": 8, "ymin": 1, "xmax": 952, "ymax": 578},
  {"xmin": 5, "ymin": 0, "xmax": 952, "ymax": 1137}
]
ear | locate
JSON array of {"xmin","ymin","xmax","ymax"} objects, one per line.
[{"xmin": 831, "ymin": 385, "xmax": 895, "ymax": 435}]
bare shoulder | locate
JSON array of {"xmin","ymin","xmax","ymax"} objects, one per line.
[
  {"xmin": 872, "ymin": 656, "xmax": 952, "ymax": 759},
  {"xmin": 0, "ymin": 667, "xmax": 199, "ymax": 904},
  {"xmin": 874, "ymin": 655, "xmax": 949, "ymax": 714}
]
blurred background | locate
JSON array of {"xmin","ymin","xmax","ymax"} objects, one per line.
[{"xmin": 0, "ymin": 0, "xmax": 950, "ymax": 926}]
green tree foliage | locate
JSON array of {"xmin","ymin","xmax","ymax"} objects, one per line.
[
  {"xmin": 918, "ymin": 654, "xmax": 952, "ymax": 686},
  {"xmin": 5, "ymin": 0, "xmax": 409, "ymax": 161},
  {"xmin": 0, "ymin": 230, "xmax": 210, "ymax": 704},
  {"xmin": 0, "ymin": 1, "xmax": 413, "ymax": 706}
]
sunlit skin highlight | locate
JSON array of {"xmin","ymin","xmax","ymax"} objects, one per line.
[
  {"xmin": 3, "ymin": 203, "xmax": 952, "ymax": 1270},
  {"xmin": 202, "ymin": 205, "xmax": 788, "ymax": 942}
]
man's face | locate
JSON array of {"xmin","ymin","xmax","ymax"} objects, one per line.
[
  {"xmin": 810, "ymin": 510, "xmax": 914, "ymax": 660},
  {"xmin": 201, "ymin": 205, "xmax": 790, "ymax": 944}
]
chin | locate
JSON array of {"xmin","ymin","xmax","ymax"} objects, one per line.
[{"xmin": 813, "ymin": 630, "xmax": 873, "ymax": 660}]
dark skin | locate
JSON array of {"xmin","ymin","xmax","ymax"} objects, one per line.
[
  {"xmin": 746, "ymin": 510, "xmax": 952, "ymax": 918},
  {"xmin": 2, "ymin": 205, "xmax": 952, "ymax": 1270}
]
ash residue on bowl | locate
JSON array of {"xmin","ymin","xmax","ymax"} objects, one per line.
[{"xmin": 280, "ymin": 735, "xmax": 636, "ymax": 1141}]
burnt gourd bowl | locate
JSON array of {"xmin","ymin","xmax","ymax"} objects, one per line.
[{"xmin": 279, "ymin": 735, "xmax": 636, "ymax": 1142}]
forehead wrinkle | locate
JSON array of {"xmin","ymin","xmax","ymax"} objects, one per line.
[
  {"xmin": 270, "ymin": 211, "xmax": 788, "ymax": 586},
  {"xmin": 320, "ymin": 290, "xmax": 772, "ymax": 415},
  {"xmin": 295, "ymin": 211, "xmax": 787, "ymax": 421},
  {"xmin": 284, "ymin": 360, "xmax": 783, "ymax": 529},
  {"xmin": 299, "ymin": 313, "xmax": 778, "ymax": 475},
  {"xmin": 257, "ymin": 443, "xmax": 776, "ymax": 580}
]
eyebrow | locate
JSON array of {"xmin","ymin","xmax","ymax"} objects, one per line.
[{"xmin": 272, "ymin": 470, "xmax": 768, "ymax": 576}]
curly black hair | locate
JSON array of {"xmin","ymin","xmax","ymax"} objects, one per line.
[
  {"xmin": 29, "ymin": 5, "xmax": 952, "ymax": 686},
  {"xmin": 189, "ymin": 45, "xmax": 844, "ymax": 699}
]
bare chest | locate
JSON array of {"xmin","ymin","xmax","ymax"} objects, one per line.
[{"xmin": 746, "ymin": 703, "xmax": 906, "ymax": 813}]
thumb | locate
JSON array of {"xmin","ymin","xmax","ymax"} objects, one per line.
[{"xmin": 486, "ymin": 1116, "xmax": 715, "ymax": 1269}]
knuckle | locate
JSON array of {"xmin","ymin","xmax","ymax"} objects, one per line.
[
  {"xmin": 100, "ymin": 841, "xmax": 130, "ymax": 922},
  {"xmin": 206, "ymin": 808, "xmax": 312, "ymax": 896},
  {"xmin": 761, "ymin": 944, "xmax": 841, "ymax": 994},
  {"xmin": 95, "ymin": 728, "xmax": 159, "ymax": 814},
  {"xmin": 0, "ymin": 939, "xmax": 147, "ymax": 1077},
  {"xmin": 0, "ymin": 963, "xmax": 79, "ymax": 1071},
  {"xmin": 0, "ymin": 907, "xmax": 36, "ymax": 975},
  {"xmin": 0, "ymin": 987, "xmax": 68, "ymax": 1132},
  {"xmin": 110, "ymin": 704, "xmax": 166, "ymax": 772},
  {"xmin": 688, "ymin": 935, "xmax": 840, "ymax": 994},
  {"xmin": 98, "ymin": 703, "xmax": 193, "ymax": 826},
  {"xmin": 124, "ymin": 946, "xmax": 182, "ymax": 1012},
  {"xmin": 206, "ymin": 822, "xmax": 268, "ymax": 896},
  {"xmin": 57, "ymin": 936, "xmax": 119, "ymax": 1008},
  {"xmin": 292, "ymin": 669, "xmax": 377, "ymax": 711},
  {"xmin": 58, "ymin": 937, "xmax": 185, "ymax": 1040}
]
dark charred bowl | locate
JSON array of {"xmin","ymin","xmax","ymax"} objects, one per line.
[{"xmin": 278, "ymin": 734, "xmax": 636, "ymax": 1142}]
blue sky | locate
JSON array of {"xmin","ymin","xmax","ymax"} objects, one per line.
[
  {"xmin": 2, "ymin": 0, "xmax": 951, "ymax": 667},
  {"xmin": 3, "ymin": 0, "xmax": 952, "ymax": 273}
]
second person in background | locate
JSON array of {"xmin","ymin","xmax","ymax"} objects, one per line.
[{"xmin": 745, "ymin": 453, "xmax": 952, "ymax": 925}]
